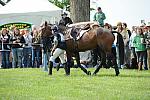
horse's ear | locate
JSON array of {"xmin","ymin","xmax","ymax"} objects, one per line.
[{"xmin": 44, "ymin": 21, "xmax": 48, "ymax": 26}]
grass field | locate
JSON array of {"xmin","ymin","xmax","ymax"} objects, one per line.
[{"xmin": 0, "ymin": 68, "xmax": 150, "ymax": 100}]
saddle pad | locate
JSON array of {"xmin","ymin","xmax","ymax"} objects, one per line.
[{"xmin": 76, "ymin": 30, "xmax": 88, "ymax": 40}]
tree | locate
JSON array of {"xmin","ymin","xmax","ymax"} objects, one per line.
[
  {"xmin": 70, "ymin": 0, "xmax": 90, "ymax": 23},
  {"xmin": 48, "ymin": 0, "xmax": 69, "ymax": 9},
  {"xmin": 48, "ymin": 0, "xmax": 90, "ymax": 23}
]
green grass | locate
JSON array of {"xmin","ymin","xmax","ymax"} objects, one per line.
[{"xmin": 0, "ymin": 68, "xmax": 150, "ymax": 100}]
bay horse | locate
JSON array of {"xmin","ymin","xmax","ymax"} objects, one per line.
[
  {"xmin": 40, "ymin": 21, "xmax": 53, "ymax": 71},
  {"xmin": 64, "ymin": 22, "xmax": 120, "ymax": 76}
]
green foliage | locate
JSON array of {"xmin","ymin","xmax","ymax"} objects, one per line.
[
  {"xmin": 0, "ymin": 68, "xmax": 150, "ymax": 100},
  {"xmin": 48, "ymin": 0, "xmax": 70, "ymax": 10}
]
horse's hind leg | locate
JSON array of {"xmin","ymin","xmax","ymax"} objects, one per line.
[
  {"xmin": 114, "ymin": 59, "xmax": 120, "ymax": 76},
  {"xmin": 75, "ymin": 52, "xmax": 91, "ymax": 75},
  {"xmin": 92, "ymin": 49, "xmax": 105, "ymax": 75},
  {"xmin": 93, "ymin": 61, "xmax": 103, "ymax": 75},
  {"xmin": 112, "ymin": 47, "xmax": 120, "ymax": 76}
]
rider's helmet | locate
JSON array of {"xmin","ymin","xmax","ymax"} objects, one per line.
[{"xmin": 51, "ymin": 25, "xmax": 59, "ymax": 33}]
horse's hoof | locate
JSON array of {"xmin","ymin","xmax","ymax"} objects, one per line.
[
  {"xmin": 56, "ymin": 67, "xmax": 60, "ymax": 71},
  {"xmin": 48, "ymin": 72, "xmax": 52, "ymax": 75},
  {"xmin": 65, "ymin": 74, "xmax": 70, "ymax": 76},
  {"xmin": 116, "ymin": 72, "xmax": 120, "ymax": 76},
  {"xmin": 87, "ymin": 71, "xmax": 91, "ymax": 75}
]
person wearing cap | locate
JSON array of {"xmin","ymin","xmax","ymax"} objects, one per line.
[
  {"xmin": 49, "ymin": 25, "xmax": 69, "ymax": 75},
  {"xmin": 93, "ymin": 7, "xmax": 106, "ymax": 27},
  {"xmin": 59, "ymin": 12, "xmax": 73, "ymax": 26}
]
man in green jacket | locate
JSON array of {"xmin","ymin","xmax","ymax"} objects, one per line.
[{"xmin": 93, "ymin": 7, "xmax": 106, "ymax": 27}]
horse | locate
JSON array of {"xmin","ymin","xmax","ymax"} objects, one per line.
[
  {"xmin": 40, "ymin": 21, "xmax": 53, "ymax": 71},
  {"xmin": 64, "ymin": 22, "xmax": 120, "ymax": 76}
]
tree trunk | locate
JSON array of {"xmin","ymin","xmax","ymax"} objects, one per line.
[{"xmin": 70, "ymin": 0, "xmax": 90, "ymax": 23}]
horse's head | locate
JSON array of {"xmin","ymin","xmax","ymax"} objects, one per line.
[{"xmin": 40, "ymin": 21, "xmax": 53, "ymax": 38}]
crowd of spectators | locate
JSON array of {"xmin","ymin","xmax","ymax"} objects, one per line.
[
  {"xmin": 0, "ymin": 10, "xmax": 149, "ymax": 71},
  {"xmin": 103, "ymin": 22, "xmax": 150, "ymax": 70}
]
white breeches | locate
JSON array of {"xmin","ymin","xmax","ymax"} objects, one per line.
[{"xmin": 49, "ymin": 48, "xmax": 66, "ymax": 64}]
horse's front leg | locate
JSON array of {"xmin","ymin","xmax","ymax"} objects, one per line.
[
  {"xmin": 65, "ymin": 52, "xmax": 72, "ymax": 75},
  {"xmin": 75, "ymin": 52, "xmax": 91, "ymax": 75}
]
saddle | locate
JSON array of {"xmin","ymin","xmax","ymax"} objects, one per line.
[
  {"xmin": 70, "ymin": 24, "xmax": 90, "ymax": 40},
  {"xmin": 65, "ymin": 22, "xmax": 99, "ymax": 40}
]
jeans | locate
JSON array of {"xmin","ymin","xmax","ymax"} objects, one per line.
[
  {"xmin": 23, "ymin": 47, "xmax": 32, "ymax": 68},
  {"xmin": 124, "ymin": 46, "xmax": 131, "ymax": 66},
  {"xmin": 12, "ymin": 48, "xmax": 23, "ymax": 68},
  {"xmin": 131, "ymin": 47, "xmax": 137, "ymax": 59},
  {"xmin": 1, "ymin": 51, "xmax": 10, "ymax": 68},
  {"xmin": 136, "ymin": 50, "xmax": 148, "ymax": 70},
  {"xmin": 43, "ymin": 51, "xmax": 50, "ymax": 71},
  {"xmin": 32, "ymin": 48, "xmax": 40, "ymax": 68}
]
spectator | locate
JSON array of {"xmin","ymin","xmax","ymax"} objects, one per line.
[
  {"xmin": 116, "ymin": 22, "xmax": 124, "ymax": 68},
  {"xmin": 116, "ymin": 22, "xmax": 123, "ymax": 33},
  {"xmin": 93, "ymin": 7, "xmax": 106, "ymax": 27},
  {"xmin": 133, "ymin": 27, "xmax": 148, "ymax": 71},
  {"xmin": 23, "ymin": 28, "xmax": 32, "ymax": 68},
  {"xmin": 9, "ymin": 25, "xmax": 16, "ymax": 38},
  {"xmin": 59, "ymin": 12, "xmax": 73, "ymax": 26},
  {"xmin": 143, "ymin": 26, "xmax": 150, "ymax": 69},
  {"xmin": 0, "ymin": 28, "xmax": 11, "ymax": 68},
  {"xmin": 121, "ymin": 23, "xmax": 130, "ymax": 68},
  {"xmin": 32, "ymin": 29, "xmax": 41, "ymax": 68},
  {"xmin": 129, "ymin": 26, "xmax": 138, "ymax": 69},
  {"xmin": 10, "ymin": 28, "xmax": 25, "ymax": 68},
  {"xmin": 31, "ymin": 25, "xmax": 37, "ymax": 36},
  {"xmin": 104, "ymin": 23, "xmax": 110, "ymax": 29}
]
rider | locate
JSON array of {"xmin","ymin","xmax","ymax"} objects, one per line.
[
  {"xmin": 59, "ymin": 12, "xmax": 73, "ymax": 26},
  {"xmin": 49, "ymin": 25, "xmax": 69, "ymax": 75}
]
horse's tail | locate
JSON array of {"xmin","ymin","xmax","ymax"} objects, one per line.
[{"xmin": 96, "ymin": 27, "xmax": 114, "ymax": 53}]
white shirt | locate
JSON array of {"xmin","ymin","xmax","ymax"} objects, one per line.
[
  {"xmin": 23, "ymin": 33, "xmax": 32, "ymax": 47},
  {"xmin": 129, "ymin": 31, "xmax": 137, "ymax": 47}
]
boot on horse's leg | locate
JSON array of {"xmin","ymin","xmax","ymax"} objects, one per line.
[
  {"xmin": 67, "ymin": 62, "xmax": 70, "ymax": 75},
  {"xmin": 48, "ymin": 61, "xmax": 53, "ymax": 75},
  {"xmin": 75, "ymin": 54, "xmax": 91, "ymax": 75},
  {"xmin": 114, "ymin": 60, "xmax": 120, "ymax": 76},
  {"xmin": 93, "ymin": 61, "xmax": 102, "ymax": 75},
  {"xmin": 79, "ymin": 64, "xmax": 91, "ymax": 75},
  {"xmin": 63, "ymin": 63, "xmax": 70, "ymax": 76}
]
